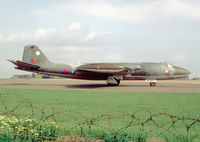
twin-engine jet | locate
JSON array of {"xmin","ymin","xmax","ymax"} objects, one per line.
[{"xmin": 9, "ymin": 45, "xmax": 190, "ymax": 86}]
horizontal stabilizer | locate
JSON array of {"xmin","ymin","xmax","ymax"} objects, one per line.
[{"xmin": 8, "ymin": 59, "xmax": 40, "ymax": 70}]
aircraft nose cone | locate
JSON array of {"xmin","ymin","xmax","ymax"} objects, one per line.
[{"xmin": 174, "ymin": 66, "xmax": 190, "ymax": 75}]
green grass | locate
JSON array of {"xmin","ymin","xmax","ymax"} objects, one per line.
[
  {"xmin": 0, "ymin": 88, "xmax": 200, "ymax": 141},
  {"xmin": 0, "ymin": 88, "xmax": 199, "ymax": 116}
]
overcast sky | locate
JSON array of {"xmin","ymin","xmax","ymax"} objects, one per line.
[{"xmin": 0, "ymin": 0, "xmax": 200, "ymax": 78}]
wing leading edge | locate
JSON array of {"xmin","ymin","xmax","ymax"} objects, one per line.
[{"xmin": 74, "ymin": 63, "xmax": 130, "ymax": 75}]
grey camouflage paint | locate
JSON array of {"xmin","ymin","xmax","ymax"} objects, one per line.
[{"xmin": 9, "ymin": 45, "xmax": 190, "ymax": 86}]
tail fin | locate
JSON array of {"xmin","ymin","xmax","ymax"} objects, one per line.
[{"xmin": 22, "ymin": 45, "xmax": 50, "ymax": 66}]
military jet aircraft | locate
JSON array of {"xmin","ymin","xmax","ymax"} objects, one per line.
[{"xmin": 9, "ymin": 45, "xmax": 190, "ymax": 86}]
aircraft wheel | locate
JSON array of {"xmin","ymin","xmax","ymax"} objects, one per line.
[
  {"xmin": 116, "ymin": 79, "xmax": 120, "ymax": 85},
  {"xmin": 107, "ymin": 79, "xmax": 120, "ymax": 86},
  {"xmin": 107, "ymin": 83, "xmax": 114, "ymax": 86},
  {"xmin": 150, "ymin": 82, "xmax": 156, "ymax": 86}
]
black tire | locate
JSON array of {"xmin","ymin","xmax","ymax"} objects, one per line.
[
  {"xmin": 150, "ymin": 82, "xmax": 156, "ymax": 86},
  {"xmin": 116, "ymin": 79, "xmax": 120, "ymax": 85},
  {"xmin": 107, "ymin": 79, "xmax": 120, "ymax": 86},
  {"xmin": 107, "ymin": 83, "xmax": 112, "ymax": 86}
]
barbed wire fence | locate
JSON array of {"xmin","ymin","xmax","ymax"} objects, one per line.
[{"xmin": 0, "ymin": 91, "xmax": 200, "ymax": 142}]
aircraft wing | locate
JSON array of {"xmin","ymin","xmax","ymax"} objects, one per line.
[{"xmin": 74, "ymin": 63, "xmax": 130, "ymax": 75}]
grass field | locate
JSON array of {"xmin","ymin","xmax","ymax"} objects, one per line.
[{"xmin": 0, "ymin": 88, "xmax": 200, "ymax": 141}]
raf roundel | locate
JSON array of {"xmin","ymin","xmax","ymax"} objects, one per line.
[
  {"xmin": 63, "ymin": 68, "xmax": 67, "ymax": 73},
  {"xmin": 36, "ymin": 51, "xmax": 40, "ymax": 56}
]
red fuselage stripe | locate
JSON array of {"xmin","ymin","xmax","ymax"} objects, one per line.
[{"xmin": 32, "ymin": 58, "xmax": 34, "ymax": 64}]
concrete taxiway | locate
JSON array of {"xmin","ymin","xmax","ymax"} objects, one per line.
[{"xmin": 0, "ymin": 79, "xmax": 199, "ymax": 93}]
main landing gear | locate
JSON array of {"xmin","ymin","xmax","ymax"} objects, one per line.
[
  {"xmin": 106, "ymin": 76, "xmax": 122, "ymax": 86},
  {"xmin": 107, "ymin": 79, "xmax": 120, "ymax": 86},
  {"xmin": 146, "ymin": 80, "xmax": 157, "ymax": 87}
]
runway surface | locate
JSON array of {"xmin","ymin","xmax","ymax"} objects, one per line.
[{"xmin": 0, "ymin": 79, "xmax": 200, "ymax": 93}]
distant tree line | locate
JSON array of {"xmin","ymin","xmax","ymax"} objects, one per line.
[{"xmin": 11, "ymin": 74, "xmax": 63, "ymax": 79}]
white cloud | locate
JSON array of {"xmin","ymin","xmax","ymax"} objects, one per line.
[
  {"xmin": 0, "ymin": 32, "xmax": 31, "ymax": 42},
  {"xmin": 169, "ymin": 53, "xmax": 188, "ymax": 64},
  {"xmin": 0, "ymin": 23, "xmax": 110, "ymax": 45},
  {"xmin": 86, "ymin": 31, "xmax": 99, "ymax": 40},
  {"xmin": 103, "ymin": 53, "xmax": 124, "ymax": 62},
  {"xmin": 161, "ymin": 0, "xmax": 200, "ymax": 19},
  {"xmin": 86, "ymin": 31, "xmax": 110, "ymax": 40},
  {"xmin": 33, "ymin": 0, "xmax": 200, "ymax": 22},
  {"xmin": 0, "ymin": 22, "xmax": 113, "ymax": 67},
  {"xmin": 52, "ymin": 45, "xmax": 102, "ymax": 67},
  {"xmin": 68, "ymin": 22, "xmax": 81, "ymax": 31},
  {"xmin": 35, "ymin": 28, "xmax": 56, "ymax": 39}
]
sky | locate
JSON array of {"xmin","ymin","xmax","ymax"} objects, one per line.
[{"xmin": 0, "ymin": 0, "xmax": 200, "ymax": 78}]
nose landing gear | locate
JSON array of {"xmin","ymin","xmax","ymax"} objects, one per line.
[
  {"xmin": 150, "ymin": 82, "xmax": 156, "ymax": 86},
  {"xmin": 145, "ymin": 80, "xmax": 157, "ymax": 87}
]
